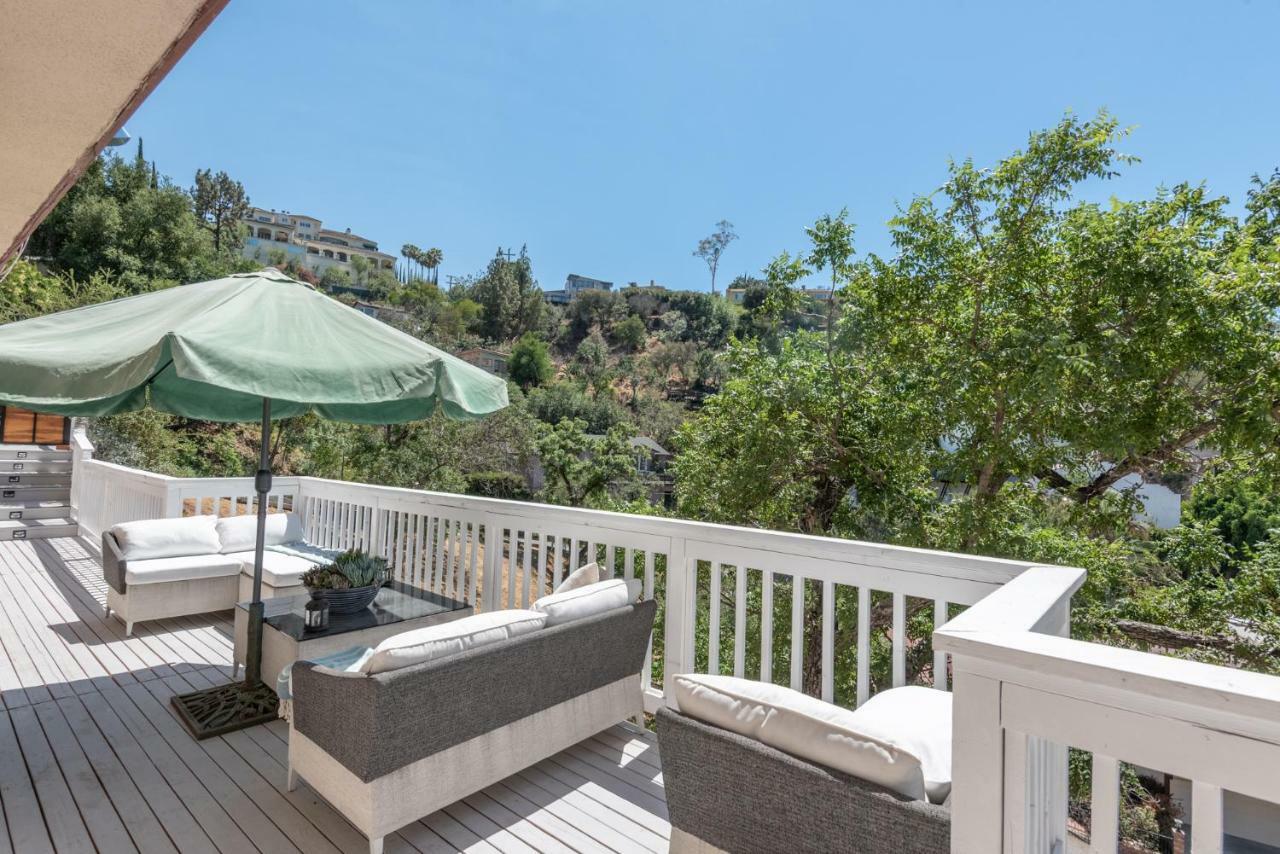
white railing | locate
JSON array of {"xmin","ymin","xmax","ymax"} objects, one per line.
[
  {"xmin": 936, "ymin": 566, "xmax": 1280, "ymax": 854},
  {"xmin": 73, "ymin": 459, "xmax": 1280, "ymax": 852}
]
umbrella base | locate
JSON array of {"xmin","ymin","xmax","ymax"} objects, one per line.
[{"xmin": 170, "ymin": 679, "xmax": 278, "ymax": 740}]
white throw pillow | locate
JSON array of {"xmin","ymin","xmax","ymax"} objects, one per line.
[
  {"xmin": 531, "ymin": 578, "xmax": 631, "ymax": 627},
  {"xmin": 555, "ymin": 561, "xmax": 600, "ymax": 592},
  {"xmin": 216, "ymin": 512, "xmax": 305, "ymax": 554},
  {"xmin": 361, "ymin": 609, "xmax": 547, "ymax": 675},
  {"xmin": 110, "ymin": 515, "xmax": 221, "ymax": 561},
  {"xmin": 847, "ymin": 686, "xmax": 952, "ymax": 804},
  {"xmin": 673, "ymin": 674, "xmax": 949, "ymax": 802}
]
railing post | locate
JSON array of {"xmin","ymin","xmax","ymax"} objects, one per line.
[
  {"xmin": 162, "ymin": 482, "xmax": 183, "ymax": 519},
  {"xmin": 68, "ymin": 419, "xmax": 95, "ymax": 536},
  {"xmin": 661, "ymin": 537, "xmax": 693, "ymax": 704},
  {"xmin": 950, "ymin": 667, "xmax": 1006, "ymax": 853}
]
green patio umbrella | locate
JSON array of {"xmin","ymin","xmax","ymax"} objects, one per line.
[{"xmin": 0, "ymin": 268, "xmax": 509, "ymax": 736}]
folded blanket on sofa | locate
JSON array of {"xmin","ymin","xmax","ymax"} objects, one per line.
[{"xmin": 276, "ymin": 645, "xmax": 373, "ymax": 720}]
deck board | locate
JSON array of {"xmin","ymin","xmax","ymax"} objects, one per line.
[{"xmin": 0, "ymin": 537, "xmax": 671, "ymax": 853}]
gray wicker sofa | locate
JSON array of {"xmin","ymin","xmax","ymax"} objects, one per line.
[
  {"xmin": 657, "ymin": 706, "xmax": 951, "ymax": 854},
  {"xmin": 289, "ymin": 599, "xmax": 657, "ymax": 854}
]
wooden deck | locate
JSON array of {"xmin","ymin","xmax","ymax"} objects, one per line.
[{"xmin": 0, "ymin": 537, "xmax": 671, "ymax": 854}]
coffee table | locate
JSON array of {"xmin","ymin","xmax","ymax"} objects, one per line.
[{"xmin": 232, "ymin": 582, "xmax": 473, "ymax": 688}]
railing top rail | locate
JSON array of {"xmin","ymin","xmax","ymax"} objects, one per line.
[{"xmin": 295, "ymin": 475, "xmax": 1034, "ymax": 587}]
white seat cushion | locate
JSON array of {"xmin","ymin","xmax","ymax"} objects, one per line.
[
  {"xmin": 673, "ymin": 674, "xmax": 951, "ymax": 803},
  {"xmin": 226, "ymin": 550, "xmax": 324, "ymax": 587},
  {"xmin": 123, "ymin": 553, "xmax": 244, "ymax": 585},
  {"xmin": 531, "ymin": 578, "xmax": 631, "ymax": 627},
  {"xmin": 216, "ymin": 512, "xmax": 305, "ymax": 554},
  {"xmin": 362, "ymin": 609, "xmax": 547, "ymax": 675},
  {"xmin": 111, "ymin": 515, "xmax": 221, "ymax": 561}
]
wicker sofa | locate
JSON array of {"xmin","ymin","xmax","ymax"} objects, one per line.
[
  {"xmin": 288, "ymin": 599, "xmax": 657, "ymax": 854},
  {"xmin": 657, "ymin": 700, "xmax": 951, "ymax": 854}
]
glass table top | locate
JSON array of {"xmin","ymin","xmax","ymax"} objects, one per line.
[{"xmin": 236, "ymin": 581, "xmax": 471, "ymax": 641}]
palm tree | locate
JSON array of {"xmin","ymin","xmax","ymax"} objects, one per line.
[
  {"xmin": 400, "ymin": 243, "xmax": 422, "ymax": 283},
  {"xmin": 423, "ymin": 247, "xmax": 443, "ymax": 285}
]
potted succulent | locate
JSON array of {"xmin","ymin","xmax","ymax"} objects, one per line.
[{"xmin": 301, "ymin": 549, "xmax": 389, "ymax": 615}]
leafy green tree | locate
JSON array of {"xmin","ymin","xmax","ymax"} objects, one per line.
[
  {"xmin": 0, "ymin": 260, "xmax": 130, "ymax": 323},
  {"xmin": 524, "ymin": 381, "xmax": 627, "ymax": 433},
  {"xmin": 613, "ymin": 314, "xmax": 647, "ymax": 351},
  {"xmin": 1187, "ymin": 465, "xmax": 1280, "ymax": 566},
  {"xmin": 693, "ymin": 219, "xmax": 738, "ymax": 295},
  {"xmin": 572, "ymin": 328, "xmax": 612, "ymax": 395},
  {"xmin": 470, "ymin": 246, "xmax": 544, "ymax": 342},
  {"xmin": 191, "ymin": 168, "xmax": 250, "ymax": 252},
  {"xmin": 349, "ymin": 254, "xmax": 372, "ymax": 288},
  {"xmin": 320, "ymin": 266, "xmax": 351, "ymax": 290},
  {"xmin": 535, "ymin": 419, "xmax": 636, "ymax": 507},
  {"xmin": 846, "ymin": 111, "xmax": 1280, "ymax": 519},
  {"xmin": 28, "ymin": 146, "xmax": 220, "ymax": 289},
  {"xmin": 664, "ymin": 291, "xmax": 736, "ymax": 347},
  {"xmin": 565, "ymin": 288, "xmax": 626, "ymax": 346},
  {"xmin": 423, "ymin": 247, "xmax": 444, "ymax": 285},
  {"xmin": 509, "ymin": 332, "xmax": 554, "ymax": 388}
]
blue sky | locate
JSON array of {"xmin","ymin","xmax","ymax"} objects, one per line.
[{"xmin": 128, "ymin": 0, "xmax": 1279, "ymax": 292}]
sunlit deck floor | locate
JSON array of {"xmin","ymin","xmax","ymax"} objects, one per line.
[{"xmin": 0, "ymin": 536, "xmax": 670, "ymax": 854}]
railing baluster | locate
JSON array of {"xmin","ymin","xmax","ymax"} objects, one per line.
[
  {"xmin": 708, "ymin": 562, "xmax": 721, "ymax": 675},
  {"xmin": 821, "ymin": 579, "xmax": 834, "ymax": 702},
  {"xmin": 790, "ymin": 574, "xmax": 804, "ymax": 691},
  {"xmin": 467, "ymin": 522, "xmax": 480, "ymax": 606},
  {"xmin": 1089, "ymin": 754, "xmax": 1119, "ymax": 854},
  {"xmin": 643, "ymin": 550, "xmax": 656, "ymax": 692},
  {"xmin": 856, "ymin": 586, "xmax": 870, "ymax": 705},
  {"xmin": 733, "ymin": 565, "xmax": 746, "ymax": 678},
  {"xmin": 934, "ymin": 599, "xmax": 950, "ymax": 690},
  {"xmin": 760, "ymin": 570, "xmax": 773, "ymax": 683},
  {"xmin": 892, "ymin": 592, "xmax": 906, "ymax": 687},
  {"xmin": 519, "ymin": 529, "xmax": 532, "ymax": 608}
]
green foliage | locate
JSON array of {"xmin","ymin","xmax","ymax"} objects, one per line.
[
  {"xmin": 469, "ymin": 246, "xmax": 544, "ymax": 342},
  {"xmin": 845, "ymin": 111, "xmax": 1280, "ymax": 509},
  {"xmin": 565, "ymin": 289, "xmax": 626, "ymax": 346},
  {"xmin": 464, "ymin": 470, "xmax": 532, "ymax": 500},
  {"xmin": 613, "ymin": 314, "xmax": 648, "ymax": 351},
  {"xmin": 0, "ymin": 260, "xmax": 131, "ymax": 323},
  {"xmin": 191, "ymin": 168, "xmax": 250, "ymax": 252},
  {"xmin": 535, "ymin": 419, "xmax": 637, "ymax": 507},
  {"xmin": 509, "ymin": 332, "xmax": 554, "ymax": 388},
  {"xmin": 28, "ymin": 146, "xmax": 247, "ymax": 290},
  {"xmin": 524, "ymin": 381, "xmax": 627, "ymax": 434},
  {"xmin": 1186, "ymin": 465, "xmax": 1280, "ymax": 566},
  {"xmin": 303, "ymin": 549, "xmax": 389, "ymax": 590}
]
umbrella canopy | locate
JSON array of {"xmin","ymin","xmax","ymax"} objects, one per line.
[{"xmin": 0, "ymin": 268, "xmax": 508, "ymax": 421}]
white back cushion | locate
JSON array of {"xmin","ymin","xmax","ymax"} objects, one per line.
[
  {"xmin": 555, "ymin": 561, "xmax": 600, "ymax": 592},
  {"xmin": 531, "ymin": 578, "xmax": 630, "ymax": 627},
  {"xmin": 362, "ymin": 609, "xmax": 547, "ymax": 675},
  {"xmin": 216, "ymin": 512, "xmax": 305, "ymax": 554},
  {"xmin": 847, "ymin": 686, "xmax": 952, "ymax": 804},
  {"xmin": 674, "ymin": 674, "xmax": 950, "ymax": 802},
  {"xmin": 110, "ymin": 515, "xmax": 221, "ymax": 561}
]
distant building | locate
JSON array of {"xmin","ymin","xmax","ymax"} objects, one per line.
[
  {"xmin": 353, "ymin": 301, "xmax": 411, "ymax": 324},
  {"xmin": 544, "ymin": 273, "xmax": 613, "ymax": 305},
  {"xmin": 457, "ymin": 347, "xmax": 510, "ymax": 378},
  {"xmin": 727, "ymin": 285, "xmax": 833, "ymax": 305},
  {"xmin": 240, "ymin": 206, "xmax": 396, "ymax": 288}
]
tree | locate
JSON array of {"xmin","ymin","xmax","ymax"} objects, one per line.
[
  {"xmin": 470, "ymin": 246, "xmax": 544, "ymax": 342},
  {"xmin": 613, "ymin": 314, "xmax": 647, "ymax": 352},
  {"xmin": 400, "ymin": 244, "xmax": 422, "ymax": 282},
  {"xmin": 693, "ymin": 219, "xmax": 737, "ymax": 295},
  {"xmin": 565, "ymin": 289, "xmax": 625, "ymax": 346},
  {"xmin": 190, "ymin": 168, "xmax": 250, "ymax": 252},
  {"xmin": 846, "ymin": 111, "xmax": 1280, "ymax": 519},
  {"xmin": 509, "ymin": 332, "xmax": 554, "ymax": 388},
  {"xmin": 349, "ymin": 254, "xmax": 372, "ymax": 288},
  {"xmin": 572, "ymin": 328, "xmax": 611, "ymax": 395},
  {"xmin": 535, "ymin": 419, "xmax": 636, "ymax": 507},
  {"xmin": 423, "ymin": 247, "xmax": 444, "ymax": 285}
]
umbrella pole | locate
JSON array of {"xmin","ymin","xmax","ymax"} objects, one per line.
[
  {"xmin": 244, "ymin": 397, "xmax": 271, "ymax": 684},
  {"xmin": 169, "ymin": 397, "xmax": 280, "ymax": 739}
]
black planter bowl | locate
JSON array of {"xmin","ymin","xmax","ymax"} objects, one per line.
[{"xmin": 312, "ymin": 584, "xmax": 381, "ymax": 615}]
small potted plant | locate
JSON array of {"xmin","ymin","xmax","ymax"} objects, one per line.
[{"xmin": 301, "ymin": 549, "xmax": 389, "ymax": 615}]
